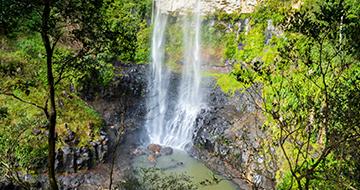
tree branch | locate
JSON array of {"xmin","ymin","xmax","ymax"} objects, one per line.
[{"xmin": 2, "ymin": 92, "xmax": 46, "ymax": 113}]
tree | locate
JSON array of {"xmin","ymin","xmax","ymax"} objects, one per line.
[{"xmin": 41, "ymin": 1, "xmax": 57, "ymax": 188}]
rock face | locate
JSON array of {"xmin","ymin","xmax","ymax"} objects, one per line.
[
  {"xmin": 81, "ymin": 63, "xmax": 148, "ymax": 139},
  {"xmin": 156, "ymin": 0, "xmax": 258, "ymax": 14},
  {"xmin": 191, "ymin": 83, "xmax": 277, "ymax": 189}
]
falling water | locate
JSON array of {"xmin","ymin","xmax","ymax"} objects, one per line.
[
  {"xmin": 146, "ymin": 6, "xmax": 169, "ymax": 145},
  {"xmin": 163, "ymin": 2, "xmax": 203, "ymax": 149},
  {"xmin": 146, "ymin": 1, "xmax": 203, "ymax": 149}
]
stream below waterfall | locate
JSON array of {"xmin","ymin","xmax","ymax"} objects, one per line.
[{"xmin": 132, "ymin": 149, "xmax": 238, "ymax": 190}]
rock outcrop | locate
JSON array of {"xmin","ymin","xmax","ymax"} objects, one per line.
[{"xmin": 55, "ymin": 128, "xmax": 109, "ymax": 173}]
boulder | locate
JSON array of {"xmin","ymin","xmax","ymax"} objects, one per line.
[
  {"xmin": 147, "ymin": 144, "xmax": 162, "ymax": 155},
  {"xmin": 160, "ymin": 146, "xmax": 173, "ymax": 156}
]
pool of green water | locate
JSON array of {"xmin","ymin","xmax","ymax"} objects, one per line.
[{"xmin": 132, "ymin": 149, "xmax": 238, "ymax": 190}]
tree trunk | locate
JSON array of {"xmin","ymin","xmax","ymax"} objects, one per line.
[
  {"xmin": 41, "ymin": 0, "xmax": 58, "ymax": 189},
  {"xmin": 109, "ymin": 112, "xmax": 126, "ymax": 190}
]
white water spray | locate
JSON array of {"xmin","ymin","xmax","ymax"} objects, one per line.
[{"xmin": 146, "ymin": 1, "xmax": 203, "ymax": 149}]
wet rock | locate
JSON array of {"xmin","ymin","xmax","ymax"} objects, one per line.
[
  {"xmin": 161, "ymin": 146, "xmax": 173, "ymax": 156},
  {"xmin": 147, "ymin": 144, "xmax": 162, "ymax": 155},
  {"xmin": 100, "ymin": 130, "xmax": 107, "ymax": 137}
]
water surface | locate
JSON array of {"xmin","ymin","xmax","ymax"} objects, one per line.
[{"xmin": 132, "ymin": 149, "xmax": 238, "ymax": 190}]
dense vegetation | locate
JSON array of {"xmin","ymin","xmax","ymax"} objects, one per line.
[
  {"xmin": 1, "ymin": 0, "xmax": 151, "ymax": 188},
  {"xmin": 216, "ymin": 0, "xmax": 360, "ymax": 189},
  {"xmin": 0, "ymin": 0, "xmax": 359, "ymax": 189}
]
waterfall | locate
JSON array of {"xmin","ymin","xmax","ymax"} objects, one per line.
[
  {"xmin": 146, "ymin": 0, "xmax": 203, "ymax": 150},
  {"xmin": 146, "ymin": 6, "xmax": 169, "ymax": 145}
]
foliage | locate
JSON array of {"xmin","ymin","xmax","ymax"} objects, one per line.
[
  {"xmin": 0, "ymin": 94, "xmax": 48, "ymax": 183},
  {"xmin": 103, "ymin": 0, "xmax": 152, "ymax": 63},
  {"xmin": 211, "ymin": 73, "xmax": 244, "ymax": 95},
  {"xmin": 225, "ymin": 0, "xmax": 360, "ymax": 189},
  {"xmin": 0, "ymin": 0, "xmax": 148, "ymax": 188},
  {"xmin": 0, "ymin": 0, "xmax": 40, "ymax": 35},
  {"xmin": 0, "ymin": 17, "xmax": 104, "ymax": 186},
  {"xmin": 0, "ymin": 0, "xmax": 154, "ymax": 186},
  {"xmin": 135, "ymin": 23, "xmax": 152, "ymax": 63}
]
